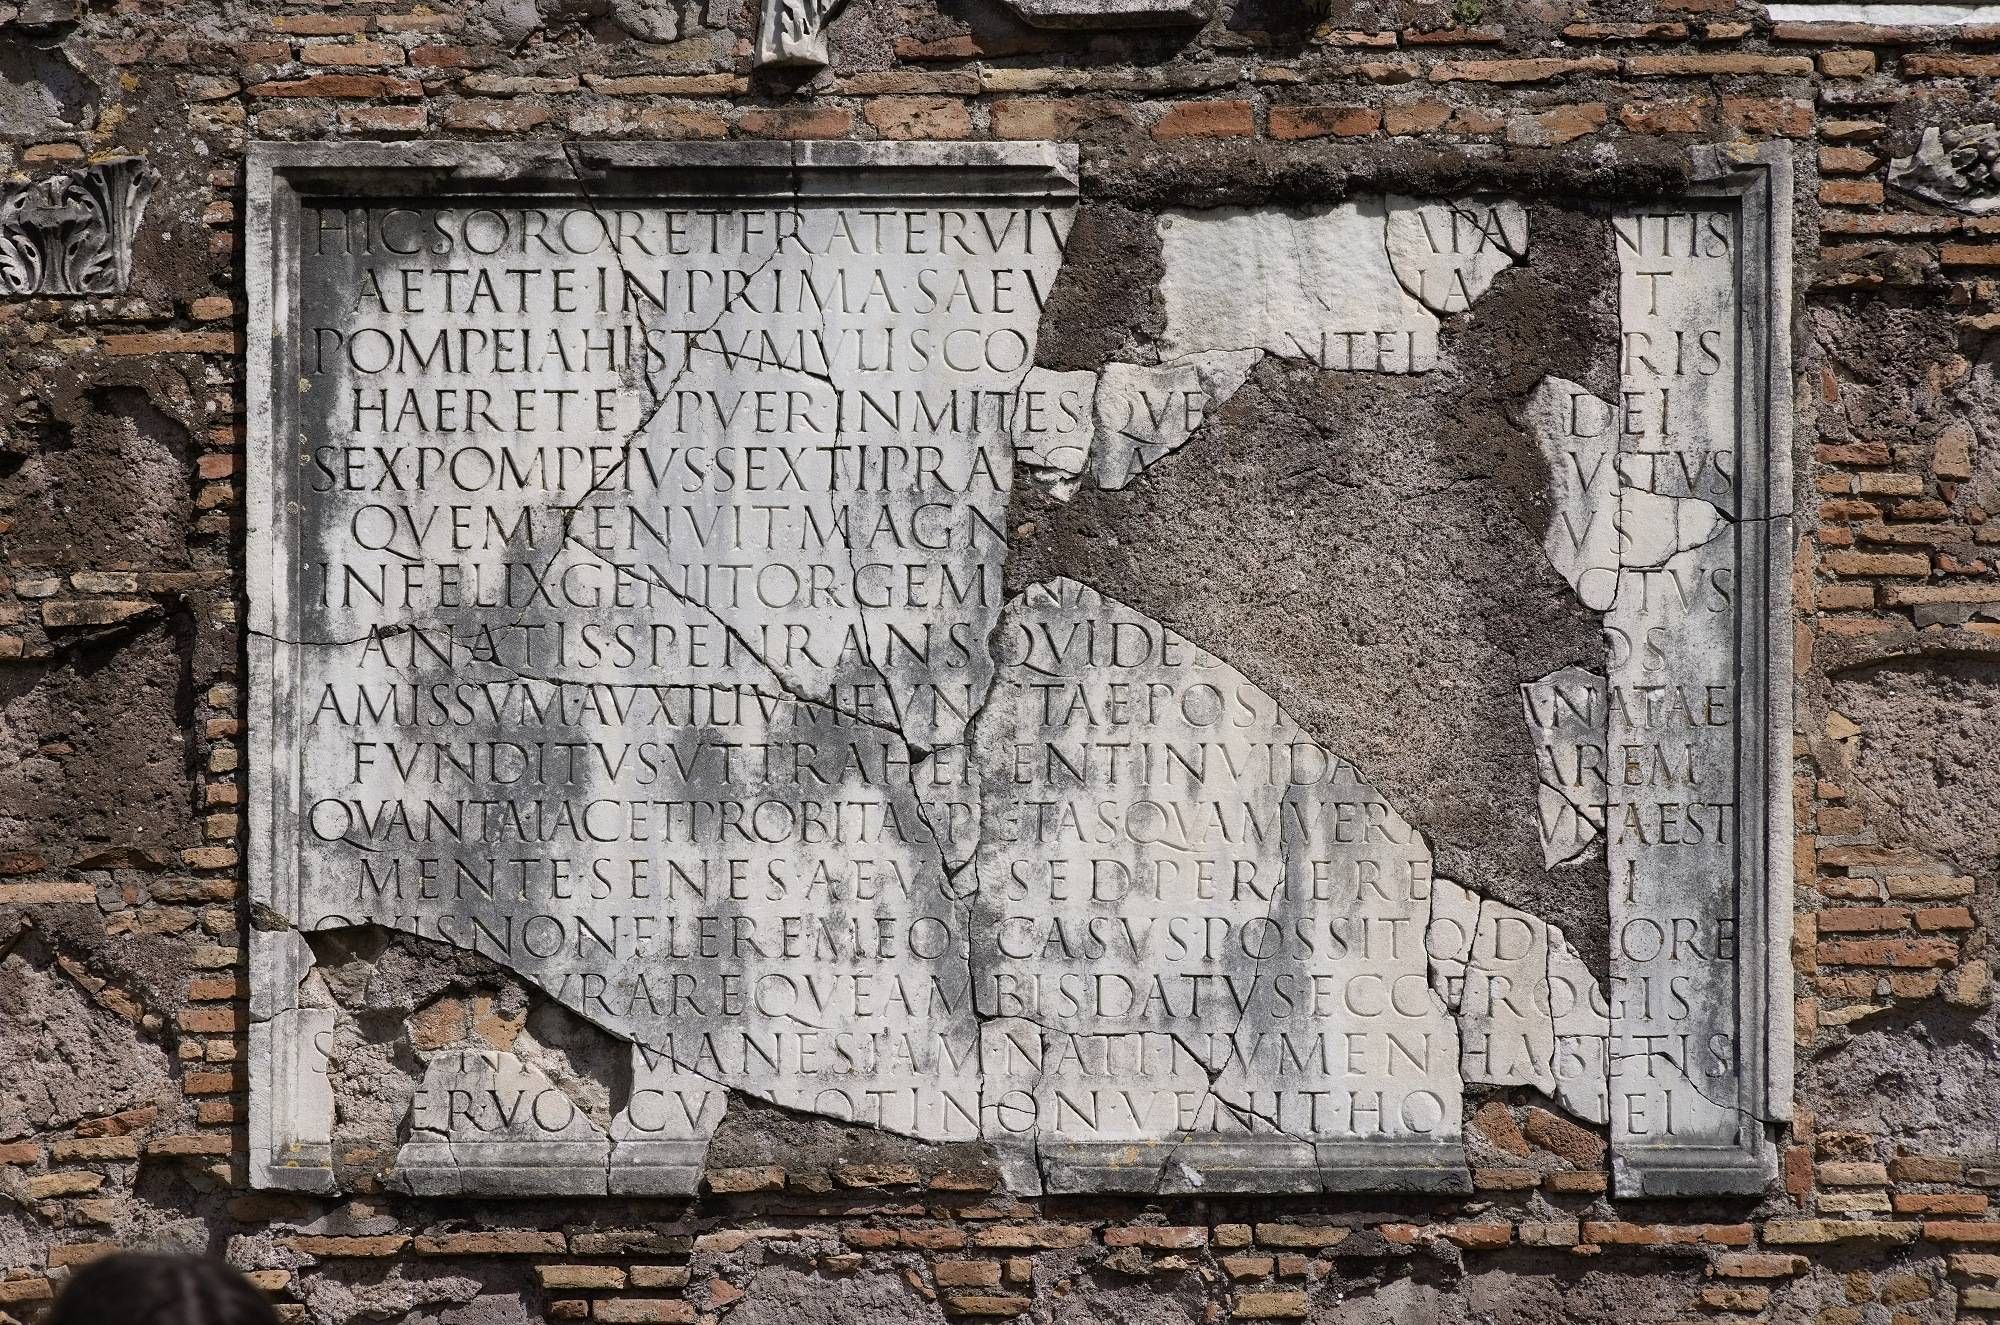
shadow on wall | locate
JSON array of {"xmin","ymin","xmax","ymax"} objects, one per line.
[
  {"xmin": 1809, "ymin": 654, "xmax": 2000, "ymax": 1152},
  {"xmin": 0, "ymin": 614, "xmax": 197, "ymax": 859},
  {"xmin": 0, "ymin": 32, "xmax": 95, "ymax": 137},
  {"xmin": 1831, "ymin": 655, "xmax": 2000, "ymax": 897},
  {"xmin": 4, "ymin": 384, "xmax": 194, "ymax": 573}
]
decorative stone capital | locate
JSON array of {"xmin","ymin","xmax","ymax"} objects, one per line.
[{"xmin": 0, "ymin": 158, "xmax": 157, "ymax": 297}]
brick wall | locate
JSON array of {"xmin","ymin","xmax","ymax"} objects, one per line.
[{"xmin": 3, "ymin": 0, "xmax": 2000, "ymax": 1321}]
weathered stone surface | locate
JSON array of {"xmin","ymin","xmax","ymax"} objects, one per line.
[
  {"xmin": 1888, "ymin": 125, "xmax": 2000, "ymax": 214},
  {"xmin": 0, "ymin": 621, "xmax": 196, "ymax": 857},
  {"xmin": 0, "ymin": 158, "xmax": 156, "ymax": 296},
  {"xmin": 397, "ymin": 1049, "xmax": 610, "ymax": 1196},
  {"xmin": 1527, "ymin": 375, "xmax": 1620, "ymax": 611},
  {"xmin": 1090, "ymin": 351, "xmax": 1259, "ymax": 490},
  {"xmin": 1011, "ymin": 367, "xmax": 1097, "ymax": 499},
  {"xmin": 251, "ymin": 144, "xmax": 1075, "ymax": 1194},
  {"xmin": 1385, "ymin": 198, "xmax": 1528, "ymax": 315},
  {"xmin": 0, "ymin": 938, "xmax": 180, "ymax": 1140},
  {"xmin": 244, "ymin": 143, "xmax": 1790, "ymax": 1200},
  {"xmin": 1010, "ymin": 350, "xmax": 1260, "ymax": 498},
  {"xmin": 754, "ymin": 0, "xmax": 849, "ymax": 68},
  {"xmin": 995, "ymin": 0, "xmax": 1209, "ymax": 29},
  {"xmin": 1156, "ymin": 202, "xmax": 1440, "ymax": 373}
]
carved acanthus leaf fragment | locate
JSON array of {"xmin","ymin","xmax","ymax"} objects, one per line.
[
  {"xmin": 754, "ymin": 0, "xmax": 849, "ymax": 69},
  {"xmin": 0, "ymin": 158, "xmax": 157, "ymax": 296},
  {"xmin": 1888, "ymin": 125, "xmax": 2000, "ymax": 214}
]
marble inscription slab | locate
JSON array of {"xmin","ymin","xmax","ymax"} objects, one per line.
[{"xmin": 246, "ymin": 143, "xmax": 1792, "ymax": 1198}]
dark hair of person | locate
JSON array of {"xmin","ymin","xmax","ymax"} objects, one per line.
[{"xmin": 45, "ymin": 1253, "xmax": 279, "ymax": 1325}]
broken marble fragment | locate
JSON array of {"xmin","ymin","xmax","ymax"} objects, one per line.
[
  {"xmin": 1156, "ymin": 201, "xmax": 1439, "ymax": 373},
  {"xmin": 396, "ymin": 1049, "xmax": 610, "ymax": 1196},
  {"xmin": 1527, "ymin": 375, "xmax": 1620, "ymax": 611},
  {"xmin": 1012, "ymin": 367, "xmax": 1097, "ymax": 500},
  {"xmin": 1092, "ymin": 351, "xmax": 1260, "ymax": 489},
  {"xmin": 1549, "ymin": 930, "xmax": 1611, "ymax": 1124},
  {"xmin": 1457, "ymin": 897, "xmax": 1557, "ymax": 1097},
  {"xmin": 1426, "ymin": 877, "xmax": 1482, "ymax": 995},
  {"xmin": 1520, "ymin": 666, "xmax": 1609, "ymax": 868},
  {"xmin": 1430, "ymin": 882, "xmax": 1611, "ymax": 1119},
  {"xmin": 970, "ymin": 577, "xmax": 1465, "ymax": 1192},
  {"xmin": 1011, "ymin": 353, "xmax": 1262, "ymax": 498},
  {"xmin": 1454, "ymin": 896, "xmax": 1612, "ymax": 1120},
  {"xmin": 1617, "ymin": 486, "xmax": 1725, "ymax": 569},
  {"xmin": 1529, "ymin": 376, "xmax": 1724, "ymax": 608},
  {"xmin": 754, "ymin": 0, "xmax": 848, "ymax": 68},
  {"xmin": 1888, "ymin": 124, "xmax": 2000, "ymax": 215},
  {"xmin": 1385, "ymin": 198, "xmax": 1528, "ymax": 315},
  {"xmin": 608, "ymin": 1044, "xmax": 727, "ymax": 1196}
]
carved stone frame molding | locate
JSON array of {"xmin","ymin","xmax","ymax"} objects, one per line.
[
  {"xmin": 242, "ymin": 139, "xmax": 1794, "ymax": 1199},
  {"xmin": 1608, "ymin": 142, "xmax": 1796, "ymax": 1199}
]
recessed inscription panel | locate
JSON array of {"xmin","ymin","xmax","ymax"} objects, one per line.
[
  {"xmin": 247, "ymin": 144, "xmax": 1790, "ymax": 1198},
  {"xmin": 1609, "ymin": 207, "xmax": 1747, "ymax": 1170}
]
